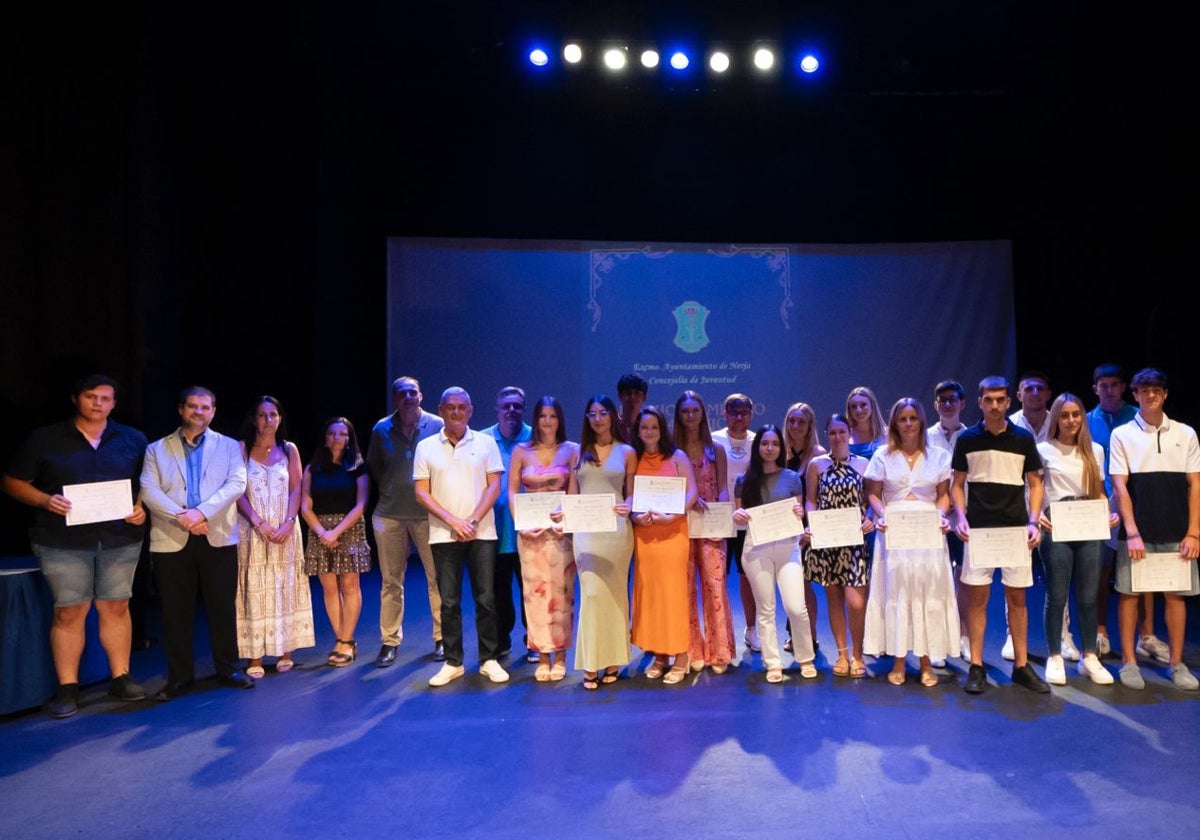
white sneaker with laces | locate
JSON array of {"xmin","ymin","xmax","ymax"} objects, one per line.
[
  {"xmin": 744, "ymin": 625, "xmax": 761, "ymax": 653},
  {"xmin": 1096, "ymin": 633, "xmax": 1111, "ymax": 656},
  {"xmin": 479, "ymin": 659, "xmax": 510, "ymax": 683},
  {"xmin": 428, "ymin": 663, "xmax": 465, "ymax": 687},
  {"xmin": 1136, "ymin": 634, "xmax": 1171, "ymax": 664},
  {"xmin": 1045, "ymin": 654, "xmax": 1066, "ymax": 685},
  {"xmin": 1060, "ymin": 634, "xmax": 1081, "ymax": 662},
  {"xmin": 1000, "ymin": 634, "xmax": 1015, "ymax": 661},
  {"xmin": 1078, "ymin": 654, "xmax": 1114, "ymax": 684}
]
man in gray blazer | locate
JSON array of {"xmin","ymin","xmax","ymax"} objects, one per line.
[{"xmin": 140, "ymin": 386, "xmax": 252, "ymax": 699}]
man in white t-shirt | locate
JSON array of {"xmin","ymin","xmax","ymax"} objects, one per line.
[
  {"xmin": 711, "ymin": 393, "xmax": 759, "ymax": 652},
  {"xmin": 927, "ymin": 378, "xmax": 969, "ymax": 662}
]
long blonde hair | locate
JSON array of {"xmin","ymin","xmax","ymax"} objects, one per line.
[
  {"xmin": 783, "ymin": 401, "xmax": 820, "ymax": 470},
  {"xmin": 1047, "ymin": 393, "xmax": 1104, "ymax": 500}
]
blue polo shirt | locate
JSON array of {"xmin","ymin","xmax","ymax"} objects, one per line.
[{"xmin": 7, "ymin": 419, "xmax": 148, "ymax": 549}]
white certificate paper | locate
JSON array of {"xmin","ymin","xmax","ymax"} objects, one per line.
[
  {"xmin": 1048, "ymin": 499, "xmax": 1111, "ymax": 542},
  {"xmin": 884, "ymin": 507, "xmax": 943, "ymax": 550},
  {"xmin": 746, "ymin": 498, "xmax": 805, "ymax": 545},
  {"xmin": 561, "ymin": 493, "xmax": 618, "ymax": 534},
  {"xmin": 512, "ymin": 491, "xmax": 565, "ymax": 531},
  {"xmin": 688, "ymin": 502, "xmax": 735, "ymax": 539},
  {"xmin": 632, "ymin": 475, "xmax": 686, "ymax": 514},
  {"xmin": 63, "ymin": 479, "xmax": 133, "ymax": 526},
  {"xmin": 966, "ymin": 526, "xmax": 1030, "ymax": 569},
  {"xmin": 1131, "ymin": 552, "xmax": 1192, "ymax": 592},
  {"xmin": 807, "ymin": 507, "xmax": 864, "ymax": 550}
]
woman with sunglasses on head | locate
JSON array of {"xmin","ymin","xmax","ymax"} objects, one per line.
[{"xmin": 567, "ymin": 395, "xmax": 636, "ymax": 689}]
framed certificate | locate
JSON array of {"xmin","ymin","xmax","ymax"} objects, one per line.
[
  {"xmin": 746, "ymin": 497, "xmax": 804, "ymax": 545},
  {"xmin": 966, "ymin": 526, "xmax": 1030, "ymax": 569},
  {"xmin": 511, "ymin": 491, "xmax": 565, "ymax": 531},
  {"xmin": 561, "ymin": 493, "xmax": 618, "ymax": 534},
  {"xmin": 631, "ymin": 475, "xmax": 686, "ymax": 514},
  {"xmin": 1131, "ymin": 552, "xmax": 1193, "ymax": 592},
  {"xmin": 1047, "ymin": 498, "xmax": 1110, "ymax": 542},
  {"xmin": 807, "ymin": 507, "xmax": 864, "ymax": 550},
  {"xmin": 63, "ymin": 479, "xmax": 133, "ymax": 526},
  {"xmin": 688, "ymin": 502, "xmax": 735, "ymax": 539}
]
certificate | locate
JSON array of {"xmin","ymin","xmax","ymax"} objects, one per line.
[
  {"xmin": 1131, "ymin": 552, "xmax": 1193, "ymax": 592},
  {"xmin": 63, "ymin": 479, "xmax": 133, "ymax": 526},
  {"xmin": 688, "ymin": 502, "xmax": 735, "ymax": 539},
  {"xmin": 512, "ymin": 491, "xmax": 565, "ymax": 531},
  {"xmin": 632, "ymin": 475, "xmax": 686, "ymax": 514},
  {"xmin": 561, "ymin": 493, "xmax": 618, "ymax": 534},
  {"xmin": 807, "ymin": 507, "xmax": 864, "ymax": 550},
  {"xmin": 966, "ymin": 527, "xmax": 1030, "ymax": 569},
  {"xmin": 884, "ymin": 507, "xmax": 943, "ymax": 550},
  {"xmin": 746, "ymin": 498, "xmax": 805, "ymax": 545},
  {"xmin": 1048, "ymin": 499, "xmax": 1110, "ymax": 542}
]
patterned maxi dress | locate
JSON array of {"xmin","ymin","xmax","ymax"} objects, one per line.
[
  {"xmin": 687, "ymin": 450, "xmax": 735, "ymax": 667},
  {"xmin": 804, "ymin": 458, "xmax": 869, "ymax": 588},
  {"xmin": 236, "ymin": 459, "xmax": 315, "ymax": 657},
  {"xmin": 517, "ymin": 462, "xmax": 577, "ymax": 653}
]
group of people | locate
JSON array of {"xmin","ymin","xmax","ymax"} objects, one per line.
[{"xmin": 6, "ymin": 363, "xmax": 1198, "ymax": 718}]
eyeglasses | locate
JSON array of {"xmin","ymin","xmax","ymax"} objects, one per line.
[
  {"xmin": 586, "ymin": 410, "xmax": 610, "ymax": 419},
  {"xmin": 935, "ymin": 396, "xmax": 961, "ymax": 405},
  {"xmin": 727, "ymin": 409, "xmax": 752, "ymax": 418}
]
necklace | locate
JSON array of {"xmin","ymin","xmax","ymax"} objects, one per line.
[{"xmin": 902, "ymin": 449, "xmax": 921, "ymax": 466}]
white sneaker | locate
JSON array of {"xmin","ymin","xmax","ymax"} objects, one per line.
[
  {"xmin": 744, "ymin": 625, "xmax": 761, "ymax": 653},
  {"xmin": 1170, "ymin": 663, "xmax": 1200, "ymax": 691},
  {"xmin": 1096, "ymin": 633, "xmax": 1111, "ymax": 656},
  {"xmin": 1060, "ymin": 634, "xmax": 1081, "ymax": 662},
  {"xmin": 1045, "ymin": 654, "xmax": 1066, "ymax": 685},
  {"xmin": 428, "ymin": 663, "xmax": 465, "ymax": 687},
  {"xmin": 1135, "ymin": 634, "xmax": 1171, "ymax": 664},
  {"xmin": 1000, "ymin": 634, "xmax": 1015, "ymax": 661},
  {"xmin": 479, "ymin": 659, "xmax": 510, "ymax": 683},
  {"xmin": 1078, "ymin": 654, "xmax": 1113, "ymax": 684}
]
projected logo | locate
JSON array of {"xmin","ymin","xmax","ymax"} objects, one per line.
[{"xmin": 672, "ymin": 300, "xmax": 710, "ymax": 353}]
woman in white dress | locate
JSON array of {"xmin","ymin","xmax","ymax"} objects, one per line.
[
  {"xmin": 235, "ymin": 396, "xmax": 315, "ymax": 677},
  {"xmin": 863, "ymin": 397, "xmax": 959, "ymax": 686}
]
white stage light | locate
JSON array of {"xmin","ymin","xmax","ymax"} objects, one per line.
[
  {"xmin": 563, "ymin": 43, "xmax": 583, "ymax": 64},
  {"xmin": 641, "ymin": 49, "xmax": 659, "ymax": 69},
  {"xmin": 709, "ymin": 51, "xmax": 729, "ymax": 73},
  {"xmin": 753, "ymin": 48, "xmax": 774, "ymax": 71},
  {"xmin": 603, "ymin": 48, "xmax": 627, "ymax": 70}
]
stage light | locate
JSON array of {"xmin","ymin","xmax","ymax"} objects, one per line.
[
  {"xmin": 669, "ymin": 51, "xmax": 689, "ymax": 70},
  {"xmin": 563, "ymin": 43, "xmax": 583, "ymax": 64},
  {"xmin": 753, "ymin": 47, "xmax": 775, "ymax": 71},
  {"xmin": 528, "ymin": 48, "xmax": 549, "ymax": 68},
  {"xmin": 800, "ymin": 54, "xmax": 820, "ymax": 74},
  {"xmin": 641, "ymin": 49, "xmax": 659, "ymax": 69},
  {"xmin": 603, "ymin": 48, "xmax": 627, "ymax": 71},
  {"xmin": 709, "ymin": 51, "xmax": 730, "ymax": 73}
]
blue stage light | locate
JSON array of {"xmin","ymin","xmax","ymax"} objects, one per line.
[
  {"xmin": 799, "ymin": 54, "xmax": 820, "ymax": 74},
  {"xmin": 528, "ymin": 48, "xmax": 549, "ymax": 67},
  {"xmin": 669, "ymin": 51, "xmax": 689, "ymax": 71}
]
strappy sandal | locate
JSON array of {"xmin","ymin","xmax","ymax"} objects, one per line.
[
  {"xmin": 329, "ymin": 640, "xmax": 357, "ymax": 667},
  {"xmin": 832, "ymin": 648, "xmax": 850, "ymax": 677},
  {"xmin": 799, "ymin": 661, "xmax": 818, "ymax": 679},
  {"xmin": 766, "ymin": 668, "xmax": 784, "ymax": 683},
  {"xmin": 662, "ymin": 665, "xmax": 689, "ymax": 685},
  {"xmin": 887, "ymin": 669, "xmax": 906, "ymax": 686},
  {"xmin": 920, "ymin": 668, "xmax": 939, "ymax": 687},
  {"xmin": 849, "ymin": 658, "xmax": 867, "ymax": 679},
  {"xmin": 645, "ymin": 659, "xmax": 668, "ymax": 679},
  {"xmin": 582, "ymin": 671, "xmax": 599, "ymax": 690},
  {"xmin": 601, "ymin": 667, "xmax": 620, "ymax": 684},
  {"xmin": 534, "ymin": 662, "xmax": 551, "ymax": 682},
  {"xmin": 549, "ymin": 660, "xmax": 567, "ymax": 681}
]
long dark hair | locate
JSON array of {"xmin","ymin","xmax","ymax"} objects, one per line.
[
  {"xmin": 579, "ymin": 395, "xmax": 626, "ymax": 464},
  {"xmin": 739, "ymin": 425, "xmax": 785, "ymax": 509},
  {"xmin": 632, "ymin": 407, "xmax": 676, "ymax": 459},
  {"xmin": 531, "ymin": 396, "xmax": 567, "ymax": 446},
  {"xmin": 309, "ymin": 416, "xmax": 363, "ymax": 472},
  {"xmin": 239, "ymin": 395, "xmax": 290, "ymax": 449}
]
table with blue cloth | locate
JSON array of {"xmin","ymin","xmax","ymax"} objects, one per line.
[{"xmin": 0, "ymin": 556, "xmax": 108, "ymax": 715}]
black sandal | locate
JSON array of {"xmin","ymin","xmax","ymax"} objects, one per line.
[
  {"xmin": 581, "ymin": 672, "xmax": 599, "ymax": 690},
  {"xmin": 329, "ymin": 639, "xmax": 357, "ymax": 667},
  {"xmin": 601, "ymin": 667, "xmax": 620, "ymax": 684}
]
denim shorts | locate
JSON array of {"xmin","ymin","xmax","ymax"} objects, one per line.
[{"xmin": 32, "ymin": 541, "xmax": 142, "ymax": 607}]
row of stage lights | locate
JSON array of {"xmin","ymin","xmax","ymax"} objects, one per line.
[{"xmin": 527, "ymin": 42, "xmax": 821, "ymax": 77}]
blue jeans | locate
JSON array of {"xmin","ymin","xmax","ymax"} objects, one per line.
[
  {"xmin": 33, "ymin": 541, "xmax": 142, "ymax": 607},
  {"xmin": 1041, "ymin": 532, "xmax": 1102, "ymax": 653}
]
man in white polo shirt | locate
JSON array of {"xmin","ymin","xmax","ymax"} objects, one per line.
[{"xmin": 415, "ymin": 387, "xmax": 509, "ymax": 687}]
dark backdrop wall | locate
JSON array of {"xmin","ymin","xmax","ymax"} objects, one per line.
[{"xmin": 1, "ymin": 4, "xmax": 1191, "ymax": 552}]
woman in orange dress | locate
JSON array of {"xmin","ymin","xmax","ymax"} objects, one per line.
[{"xmin": 630, "ymin": 407, "xmax": 698, "ymax": 685}]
